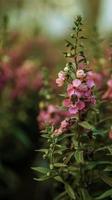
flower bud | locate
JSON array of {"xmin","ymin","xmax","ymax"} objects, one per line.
[
  {"xmin": 76, "ymin": 69, "xmax": 86, "ymax": 79},
  {"xmin": 50, "ymin": 164, "xmax": 54, "ymax": 170},
  {"xmin": 64, "ymin": 66, "xmax": 69, "ymax": 72}
]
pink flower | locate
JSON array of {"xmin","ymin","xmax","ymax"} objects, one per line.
[
  {"xmin": 58, "ymin": 71, "xmax": 66, "ymax": 80},
  {"xmin": 72, "ymin": 79, "xmax": 81, "ymax": 88},
  {"xmin": 63, "ymin": 98, "xmax": 71, "ymax": 107},
  {"xmin": 87, "ymin": 71, "xmax": 102, "ymax": 88},
  {"xmin": 56, "ymin": 78, "xmax": 64, "ymax": 87},
  {"xmin": 60, "ymin": 119, "xmax": 69, "ymax": 129},
  {"xmin": 54, "ymin": 128, "xmax": 63, "ymax": 136},
  {"xmin": 79, "ymin": 83, "xmax": 88, "ymax": 92},
  {"xmin": 102, "ymin": 88, "xmax": 112, "ymax": 99},
  {"xmin": 87, "ymin": 79, "xmax": 95, "ymax": 88},
  {"xmin": 102, "ymin": 79, "xmax": 112, "ymax": 99},
  {"xmin": 107, "ymin": 80, "xmax": 112, "ymax": 88},
  {"xmin": 74, "ymin": 90, "xmax": 82, "ymax": 98},
  {"xmin": 38, "ymin": 104, "xmax": 69, "ymax": 129},
  {"xmin": 67, "ymin": 84, "xmax": 75, "ymax": 97},
  {"xmin": 90, "ymin": 96, "xmax": 96, "ymax": 104},
  {"xmin": 76, "ymin": 101, "xmax": 85, "ymax": 110},
  {"xmin": 69, "ymin": 106, "xmax": 78, "ymax": 115}
]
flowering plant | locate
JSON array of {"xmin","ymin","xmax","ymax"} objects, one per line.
[{"xmin": 34, "ymin": 16, "xmax": 112, "ymax": 200}]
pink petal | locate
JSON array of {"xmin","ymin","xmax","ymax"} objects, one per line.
[
  {"xmin": 107, "ymin": 80, "xmax": 112, "ymax": 88},
  {"xmin": 72, "ymin": 79, "xmax": 81, "ymax": 88},
  {"xmin": 76, "ymin": 101, "xmax": 85, "ymax": 110},
  {"xmin": 87, "ymin": 79, "xmax": 95, "ymax": 88},
  {"xmin": 63, "ymin": 98, "xmax": 71, "ymax": 107},
  {"xmin": 79, "ymin": 83, "xmax": 88, "ymax": 92},
  {"xmin": 69, "ymin": 106, "xmax": 78, "ymax": 114},
  {"xmin": 58, "ymin": 71, "xmax": 66, "ymax": 80},
  {"xmin": 67, "ymin": 84, "xmax": 75, "ymax": 97},
  {"xmin": 91, "ymin": 96, "xmax": 96, "ymax": 104},
  {"xmin": 56, "ymin": 78, "xmax": 64, "ymax": 87},
  {"xmin": 74, "ymin": 90, "xmax": 82, "ymax": 97}
]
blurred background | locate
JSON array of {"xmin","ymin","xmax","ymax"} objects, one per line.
[{"xmin": 0, "ymin": 0, "xmax": 112, "ymax": 200}]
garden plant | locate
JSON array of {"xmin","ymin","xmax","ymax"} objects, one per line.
[{"xmin": 34, "ymin": 16, "xmax": 112, "ymax": 200}]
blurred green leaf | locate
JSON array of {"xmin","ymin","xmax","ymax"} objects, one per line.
[
  {"xmin": 95, "ymin": 189, "xmax": 112, "ymax": 200},
  {"xmin": 65, "ymin": 183, "xmax": 76, "ymax": 199},
  {"xmin": 79, "ymin": 121, "xmax": 94, "ymax": 130}
]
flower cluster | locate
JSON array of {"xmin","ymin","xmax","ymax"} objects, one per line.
[
  {"xmin": 0, "ymin": 57, "xmax": 43, "ymax": 98},
  {"xmin": 54, "ymin": 118, "xmax": 71, "ymax": 136},
  {"xmin": 38, "ymin": 104, "xmax": 69, "ymax": 129},
  {"xmin": 57, "ymin": 69, "xmax": 96, "ymax": 115}
]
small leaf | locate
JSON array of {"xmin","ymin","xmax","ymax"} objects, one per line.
[
  {"xmin": 80, "ymin": 188, "xmax": 92, "ymax": 200},
  {"xmin": 36, "ymin": 149, "xmax": 48, "ymax": 153},
  {"xmin": 54, "ymin": 176, "xmax": 64, "ymax": 183},
  {"xmin": 65, "ymin": 183, "xmax": 76, "ymax": 199},
  {"xmin": 100, "ymin": 174, "xmax": 112, "ymax": 187},
  {"xmin": 104, "ymin": 166, "xmax": 112, "ymax": 172},
  {"xmin": 75, "ymin": 150, "xmax": 84, "ymax": 163},
  {"xmin": 95, "ymin": 189, "xmax": 112, "ymax": 199},
  {"xmin": 32, "ymin": 167, "xmax": 49, "ymax": 174},
  {"xmin": 64, "ymin": 152, "xmax": 74, "ymax": 164},
  {"xmin": 79, "ymin": 121, "xmax": 94, "ymax": 130},
  {"xmin": 54, "ymin": 192, "xmax": 66, "ymax": 200},
  {"xmin": 68, "ymin": 166, "xmax": 79, "ymax": 172},
  {"xmin": 54, "ymin": 163, "xmax": 67, "ymax": 168},
  {"xmin": 108, "ymin": 146, "xmax": 112, "ymax": 155},
  {"xmin": 34, "ymin": 176, "xmax": 50, "ymax": 182}
]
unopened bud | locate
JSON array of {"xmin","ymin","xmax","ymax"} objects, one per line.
[
  {"xmin": 47, "ymin": 172, "xmax": 50, "ymax": 176},
  {"xmin": 64, "ymin": 66, "xmax": 69, "ymax": 72},
  {"xmin": 50, "ymin": 164, "xmax": 54, "ymax": 170}
]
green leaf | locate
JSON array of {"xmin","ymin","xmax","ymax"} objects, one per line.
[
  {"xmin": 100, "ymin": 174, "xmax": 112, "ymax": 187},
  {"xmin": 64, "ymin": 152, "xmax": 74, "ymax": 164},
  {"xmin": 54, "ymin": 192, "xmax": 66, "ymax": 200},
  {"xmin": 34, "ymin": 176, "xmax": 50, "ymax": 182},
  {"xmin": 80, "ymin": 188, "xmax": 92, "ymax": 200},
  {"xmin": 75, "ymin": 150, "xmax": 84, "ymax": 163},
  {"xmin": 54, "ymin": 163, "xmax": 67, "ymax": 168},
  {"xmin": 54, "ymin": 150, "xmax": 63, "ymax": 155},
  {"xmin": 54, "ymin": 176, "xmax": 64, "ymax": 183},
  {"xmin": 104, "ymin": 166, "xmax": 112, "ymax": 172},
  {"xmin": 79, "ymin": 121, "xmax": 94, "ymax": 130},
  {"xmin": 68, "ymin": 166, "xmax": 79, "ymax": 172},
  {"xmin": 58, "ymin": 133, "xmax": 75, "ymax": 141},
  {"xmin": 95, "ymin": 189, "xmax": 112, "ymax": 199},
  {"xmin": 65, "ymin": 183, "xmax": 76, "ymax": 199},
  {"xmin": 108, "ymin": 146, "xmax": 112, "ymax": 155},
  {"xmin": 32, "ymin": 167, "xmax": 49, "ymax": 174},
  {"xmin": 36, "ymin": 149, "xmax": 48, "ymax": 153}
]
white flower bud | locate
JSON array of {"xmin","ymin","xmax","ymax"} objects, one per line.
[
  {"xmin": 76, "ymin": 69, "xmax": 86, "ymax": 79},
  {"xmin": 64, "ymin": 66, "xmax": 69, "ymax": 72}
]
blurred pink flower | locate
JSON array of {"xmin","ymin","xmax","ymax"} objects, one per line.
[
  {"xmin": 56, "ymin": 71, "xmax": 66, "ymax": 87},
  {"xmin": 102, "ymin": 79, "xmax": 112, "ymax": 99},
  {"xmin": 53, "ymin": 118, "xmax": 70, "ymax": 136},
  {"xmin": 87, "ymin": 71, "xmax": 102, "ymax": 88},
  {"xmin": 38, "ymin": 104, "xmax": 69, "ymax": 129}
]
